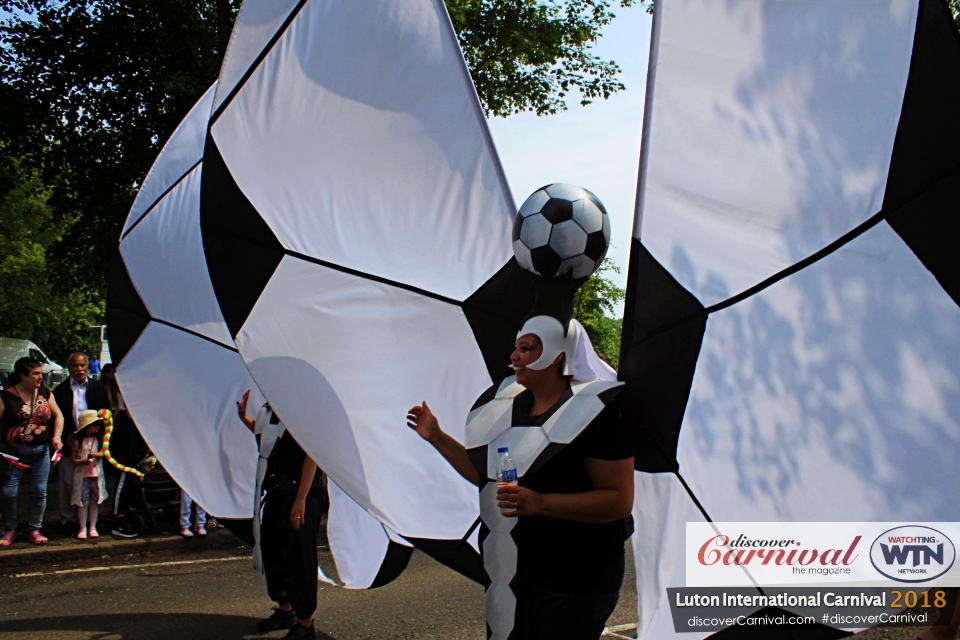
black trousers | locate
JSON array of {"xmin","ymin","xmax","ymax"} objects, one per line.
[
  {"xmin": 513, "ymin": 587, "xmax": 621, "ymax": 640},
  {"xmin": 260, "ymin": 485, "xmax": 326, "ymax": 620}
]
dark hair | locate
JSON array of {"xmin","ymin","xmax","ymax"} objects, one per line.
[
  {"xmin": 101, "ymin": 363, "xmax": 115, "ymax": 376},
  {"xmin": 10, "ymin": 357, "xmax": 42, "ymax": 385}
]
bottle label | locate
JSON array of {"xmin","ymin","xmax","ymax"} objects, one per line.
[{"xmin": 499, "ymin": 468, "xmax": 518, "ymax": 484}]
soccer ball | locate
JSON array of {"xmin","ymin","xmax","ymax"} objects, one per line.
[{"xmin": 512, "ymin": 184, "xmax": 611, "ymax": 279}]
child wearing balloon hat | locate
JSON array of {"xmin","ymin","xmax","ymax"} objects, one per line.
[{"xmin": 70, "ymin": 410, "xmax": 109, "ymax": 540}]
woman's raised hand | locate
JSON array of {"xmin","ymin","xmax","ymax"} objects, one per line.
[{"xmin": 406, "ymin": 401, "xmax": 440, "ymax": 443}]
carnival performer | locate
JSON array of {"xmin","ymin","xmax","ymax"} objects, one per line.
[
  {"xmin": 237, "ymin": 390, "xmax": 326, "ymax": 640},
  {"xmin": 407, "ymin": 185, "xmax": 635, "ymax": 640}
]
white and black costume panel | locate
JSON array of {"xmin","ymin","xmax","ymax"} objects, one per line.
[
  {"xmin": 464, "ymin": 376, "xmax": 624, "ymax": 640},
  {"xmin": 107, "ymin": 85, "xmax": 263, "ymax": 519},
  {"xmin": 197, "ymin": 0, "xmax": 536, "ymax": 570},
  {"xmin": 620, "ymin": 0, "xmax": 960, "ymax": 637},
  {"xmin": 108, "ymin": 82, "xmax": 413, "ymax": 587}
]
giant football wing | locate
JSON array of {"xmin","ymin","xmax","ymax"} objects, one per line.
[
  {"xmin": 108, "ymin": 83, "xmax": 416, "ymax": 589},
  {"xmin": 620, "ymin": 0, "xmax": 960, "ymax": 637},
  {"xmin": 200, "ymin": 0, "xmax": 531, "ymax": 574}
]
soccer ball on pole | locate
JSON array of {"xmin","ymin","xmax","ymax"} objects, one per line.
[{"xmin": 512, "ymin": 183, "xmax": 611, "ymax": 279}]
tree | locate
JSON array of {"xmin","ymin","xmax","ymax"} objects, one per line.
[
  {"xmin": 0, "ymin": 0, "xmax": 637, "ymax": 347},
  {"xmin": 0, "ymin": 153, "xmax": 103, "ymax": 361},
  {"xmin": 573, "ymin": 259, "xmax": 625, "ymax": 368}
]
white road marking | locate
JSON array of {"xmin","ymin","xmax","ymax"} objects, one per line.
[{"xmin": 11, "ymin": 555, "xmax": 250, "ymax": 578}]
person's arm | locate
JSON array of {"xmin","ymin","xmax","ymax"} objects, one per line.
[
  {"xmin": 236, "ymin": 390, "xmax": 256, "ymax": 433},
  {"xmin": 47, "ymin": 392, "xmax": 64, "ymax": 452},
  {"xmin": 496, "ymin": 457, "xmax": 634, "ymax": 524},
  {"xmin": 289, "ymin": 455, "xmax": 318, "ymax": 530},
  {"xmin": 407, "ymin": 402, "xmax": 480, "ymax": 487}
]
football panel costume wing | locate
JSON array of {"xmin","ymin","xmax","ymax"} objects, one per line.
[
  {"xmin": 200, "ymin": 0, "xmax": 531, "ymax": 558},
  {"xmin": 621, "ymin": 0, "xmax": 960, "ymax": 637}
]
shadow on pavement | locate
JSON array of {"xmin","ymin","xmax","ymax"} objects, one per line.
[{"xmin": 0, "ymin": 613, "xmax": 337, "ymax": 639}]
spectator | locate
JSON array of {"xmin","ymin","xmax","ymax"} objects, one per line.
[
  {"xmin": 1, "ymin": 357, "xmax": 65, "ymax": 546},
  {"xmin": 88, "ymin": 357, "xmax": 101, "ymax": 380},
  {"xmin": 180, "ymin": 491, "xmax": 207, "ymax": 538},
  {"xmin": 53, "ymin": 353, "xmax": 109, "ymax": 533},
  {"xmin": 70, "ymin": 410, "xmax": 108, "ymax": 540}
]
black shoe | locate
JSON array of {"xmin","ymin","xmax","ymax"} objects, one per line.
[
  {"xmin": 256, "ymin": 608, "xmax": 297, "ymax": 632},
  {"xmin": 283, "ymin": 623, "xmax": 316, "ymax": 640},
  {"xmin": 110, "ymin": 523, "xmax": 139, "ymax": 539}
]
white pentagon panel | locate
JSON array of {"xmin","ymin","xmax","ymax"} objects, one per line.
[
  {"xmin": 120, "ymin": 167, "xmax": 233, "ymax": 347},
  {"xmin": 123, "ymin": 83, "xmax": 215, "ymax": 236},
  {"xmin": 677, "ymin": 223, "xmax": 960, "ymax": 524},
  {"xmin": 464, "ymin": 398, "xmax": 514, "ymax": 449},
  {"xmin": 512, "ymin": 239, "xmax": 535, "ymax": 274},
  {"xmin": 518, "ymin": 189, "xmax": 550, "ymax": 217},
  {"xmin": 484, "ymin": 583, "xmax": 517, "ymax": 640},
  {"xmin": 542, "ymin": 395, "xmax": 608, "ymax": 444},
  {"xmin": 482, "ymin": 531, "xmax": 519, "ymax": 585},
  {"xmin": 636, "ymin": 0, "xmax": 918, "ymax": 307},
  {"xmin": 480, "ymin": 481, "xmax": 517, "ymax": 533},
  {"xmin": 210, "ymin": 0, "xmax": 514, "ymax": 302},
  {"xmin": 115, "ymin": 322, "xmax": 261, "ymax": 519},
  {"xmin": 633, "ymin": 473, "xmax": 712, "ymax": 640},
  {"xmin": 572, "ymin": 198, "xmax": 604, "ymax": 233},
  {"xmin": 548, "ymin": 219, "xmax": 588, "ymax": 259},
  {"xmin": 519, "ymin": 213, "xmax": 551, "ymax": 249},
  {"xmin": 213, "ymin": 0, "xmax": 302, "ymax": 113},
  {"xmin": 544, "ymin": 183, "xmax": 585, "ymax": 202},
  {"xmin": 559, "ymin": 255, "xmax": 598, "ymax": 279},
  {"xmin": 326, "ymin": 479, "xmax": 393, "ymax": 589},
  {"xmin": 235, "ymin": 256, "xmax": 488, "ymax": 539}
]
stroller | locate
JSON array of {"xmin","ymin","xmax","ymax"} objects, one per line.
[{"xmin": 111, "ymin": 456, "xmax": 181, "ymax": 537}]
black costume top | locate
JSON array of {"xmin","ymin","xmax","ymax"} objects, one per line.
[{"xmin": 513, "ymin": 391, "xmax": 633, "ymax": 595}]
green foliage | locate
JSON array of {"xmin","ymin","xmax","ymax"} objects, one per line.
[
  {"xmin": 950, "ymin": 0, "xmax": 960, "ymax": 31},
  {"xmin": 573, "ymin": 259, "xmax": 625, "ymax": 368},
  {"xmin": 0, "ymin": 154, "xmax": 103, "ymax": 361},
  {"xmin": 448, "ymin": 0, "xmax": 637, "ymax": 116}
]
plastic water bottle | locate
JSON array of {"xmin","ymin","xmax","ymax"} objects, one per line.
[{"xmin": 496, "ymin": 446, "xmax": 518, "ymax": 486}]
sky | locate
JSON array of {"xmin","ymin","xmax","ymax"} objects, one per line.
[{"xmin": 486, "ymin": 5, "xmax": 654, "ymax": 294}]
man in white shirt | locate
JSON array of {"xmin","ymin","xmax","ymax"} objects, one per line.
[{"xmin": 53, "ymin": 353, "xmax": 109, "ymax": 531}]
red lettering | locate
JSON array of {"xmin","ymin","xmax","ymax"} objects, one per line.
[
  {"xmin": 799, "ymin": 549, "xmax": 819, "ymax": 565},
  {"xmin": 784, "ymin": 550, "xmax": 798, "ymax": 565},
  {"xmin": 736, "ymin": 550, "xmax": 757, "ymax": 566},
  {"xmin": 762, "ymin": 549, "xmax": 785, "ymax": 565},
  {"xmin": 698, "ymin": 535, "xmax": 727, "ymax": 565},
  {"xmin": 842, "ymin": 536, "xmax": 862, "ymax": 565},
  {"xmin": 820, "ymin": 549, "xmax": 843, "ymax": 565}
]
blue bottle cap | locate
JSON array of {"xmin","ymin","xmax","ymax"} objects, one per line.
[{"xmin": 497, "ymin": 447, "xmax": 509, "ymax": 453}]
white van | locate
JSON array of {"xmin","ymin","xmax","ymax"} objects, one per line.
[{"xmin": 0, "ymin": 338, "xmax": 67, "ymax": 388}]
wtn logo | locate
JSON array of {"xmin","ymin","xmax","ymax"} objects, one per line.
[{"xmin": 870, "ymin": 526, "xmax": 956, "ymax": 583}]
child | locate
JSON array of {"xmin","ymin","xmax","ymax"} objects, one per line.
[
  {"xmin": 180, "ymin": 491, "xmax": 207, "ymax": 537},
  {"xmin": 71, "ymin": 410, "xmax": 109, "ymax": 540}
]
